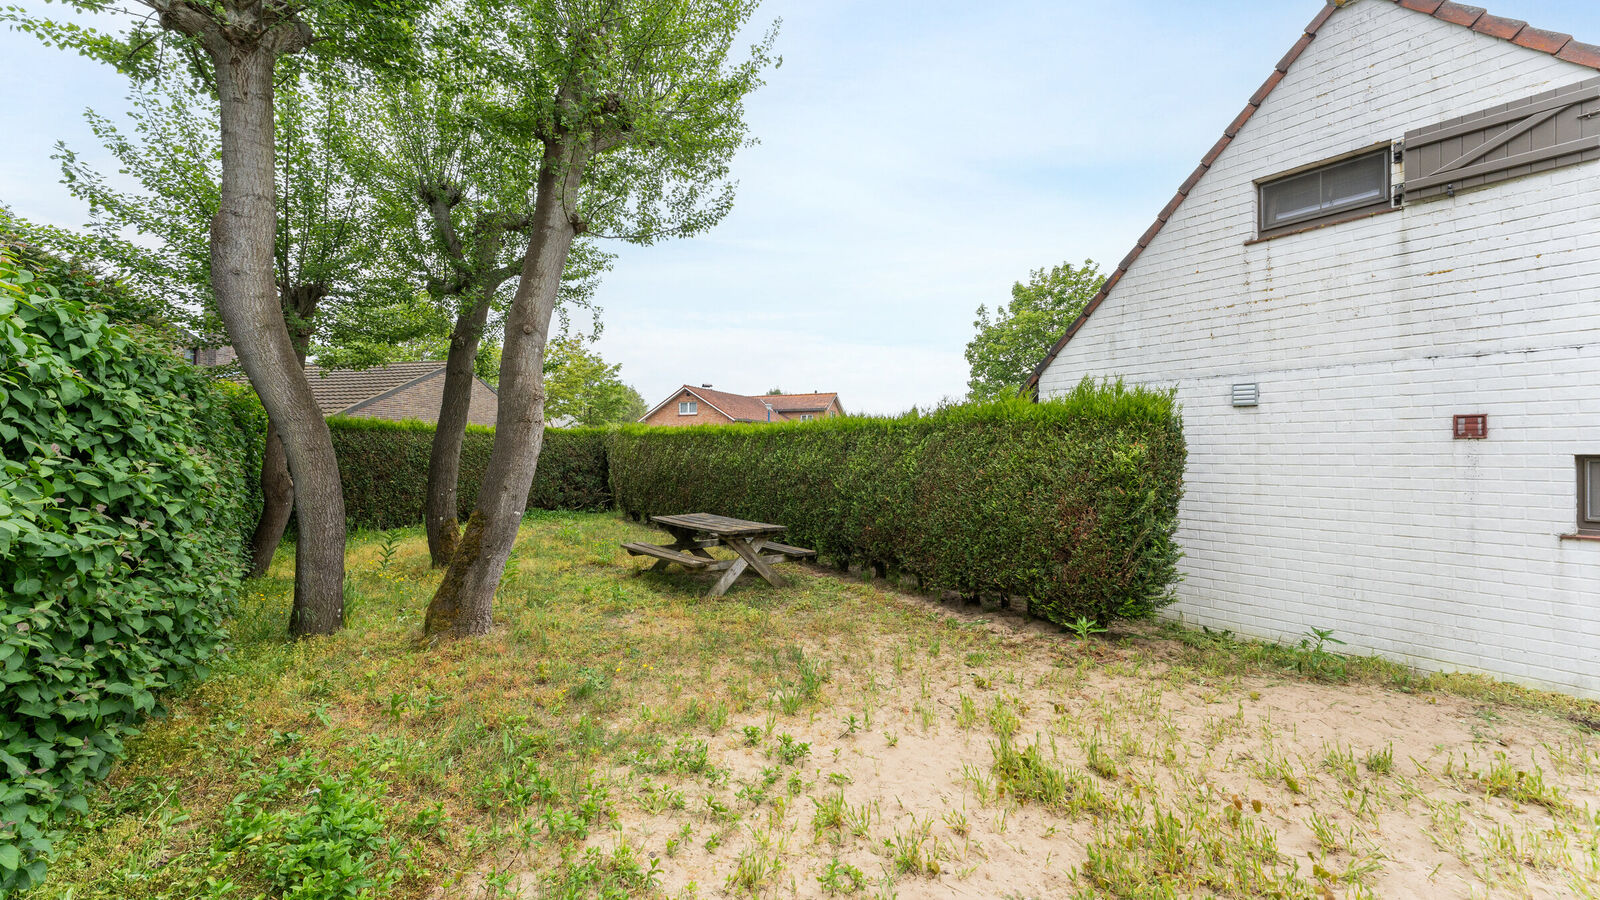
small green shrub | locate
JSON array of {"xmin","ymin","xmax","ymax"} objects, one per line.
[
  {"xmin": 328, "ymin": 417, "xmax": 611, "ymax": 531},
  {"xmin": 609, "ymin": 381, "xmax": 1185, "ymax": 627},
  {"xmin": 218, "ymin": 755, "xmax": 402, "ymax": 900},
  {"xmin": 0, "ymin": 248, "xmax": 253, "ymax": 892}
]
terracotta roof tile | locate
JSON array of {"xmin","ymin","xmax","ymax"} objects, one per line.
[
  {"xmin": 1276, "ymin": 33, "xmax": 1316, "ymax": 72},
  {"xmin": 678, "ymin": 385, "xmax": 786, "ymax": 422},
  {"xmin": 765, "ymin": 392, "xmax": 839, "ymax": 413},
  {"xmin": 1024, "ymin": 0, "xmax": 1600, "ymax": 393},
  {"xmin": 1177, "ymin": 165, "xmax": 1208, "ymax": 196},
  {"xmin": 1557, "ymin": 40, "xmax": 1600, "ymax": 68},
  {"xmin": 1248, "ymin": 69, "xmax": 1287, "ymax": 106},
  {"xmin": 1513, "ymin": 26, "xmax": 1572, "ymax": 54},
  {"xmin": 1472, "ymin": 13, "xmax": 1526, "ymax": 40},
  {"xmin": 665, "ymin": 384, "xmax": 838, "ymax": 419},
  {"xmin": 1156, "ymin": 192, "xmax": 1186, "ymax": 222},
  {"xmin": 1224, "ymin": 103, "xmax": 1259, "ymax": 138},
  {"xmin": 1305, "ymin": 3, "xmax": 1339, "ymax": 33},
  {"xmin": 1434, "ymin": 3, "xmax": 1486, "ymax": 27}
]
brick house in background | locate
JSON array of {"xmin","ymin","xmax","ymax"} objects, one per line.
[
  {"xmin": 639, "ymin": 384, "xmax": 844, "ymax": 426},
  {"xmin": 303, "ymin": 361, "xmax": 499, "ymax": 426},
  {"xmin": 193, "ymin": 346, "xmax": 499, "ymax": 427},
  {"xmin": 1029, "ymin": 0, "xmax": 1600, "ymax": 696}
]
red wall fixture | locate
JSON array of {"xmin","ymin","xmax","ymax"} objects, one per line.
[{"xmin": 1453, "ymin": 414, "xmax": 1488, "ymax": 439}]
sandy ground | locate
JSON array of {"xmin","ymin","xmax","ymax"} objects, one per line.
[{"xmin": 470, "ymin": 570, "xmax": 1600, "ymax": 899}]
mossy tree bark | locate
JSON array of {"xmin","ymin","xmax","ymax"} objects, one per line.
[
  {"xmin": 418, "ymin": 190, "xmax": 529, "ymax": 567},
  {"xmin": 424, "ymin": 287, "xmax": 494, "ymax": 566},
  {"xmin": 424, "ymin": 145, "xmax": 586, "ymax": 637}
]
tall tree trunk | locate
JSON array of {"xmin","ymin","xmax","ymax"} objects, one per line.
[
  {"xmin": 247, "ymin": 333, "xmax": 312, "ymax": 578},
  {"xmin": 424, "ymin": 291, "xmax": 492, "ymax": 566},
  {"xmin": 210, "ymin": 43, "xmax": 346, "ymax": 636},
  {"xmin": 248, "ymin": 425, "xmax": 294, "ymax": 576},
  {"xmin": 424, "ymin": 151, "xmax": 586, "ymax": 637}
]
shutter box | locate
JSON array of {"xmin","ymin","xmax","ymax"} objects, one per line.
[{"xmin": 1402, "ymin": 76, "xmax": 1600, "ymax": 203}]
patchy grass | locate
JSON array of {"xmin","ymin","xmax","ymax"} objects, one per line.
[{"xmin": 22, "ymin": 512, "xmax": 1600, "ymax": 900}]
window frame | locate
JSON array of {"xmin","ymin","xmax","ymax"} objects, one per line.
[
  {"xmin": 799, "ymin": 414, "xmax": 813, "ymax": 422},
  {"xmin": 678, "ymin": 400, "xmax": 697, "ymax": 416},
  {"xmin": 1256, "ymin": 145, "xmax": 1393, "ymax": 238},
  {"xmin": 1579, "ymin": 456, "xmax": 1600, "ymax": 536}
]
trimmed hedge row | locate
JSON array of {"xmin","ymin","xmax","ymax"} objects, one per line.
[
  {"xmin": 315, "ymin": 379, "xmax": 1185, "ymax": 629},
  {"xmin": 609, "ymin": 382, "xmax": 1185, "ymax": 627},
  {"xmin": 0, "ymin": 248, "xmax": 256, "ymax": 892},
  {"xmin": 328, "ymin": 417, "xmax": 611, "ymax": 531}
]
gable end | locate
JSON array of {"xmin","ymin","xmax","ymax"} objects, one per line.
[{"xmin": 1026, "ymin": 0, "xmax": 1600, "ymax": 394}]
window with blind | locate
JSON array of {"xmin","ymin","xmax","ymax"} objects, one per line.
[
  {"xmin": 1581, "ymin": 457, "xmax": 1600, "ymax": 536},
  {"xmin": 678, "ymin": 400, "xmax": 697, "ymax": 415},
  {"xmin": 1258, "ymin": 148, "xmax": 1391, "ymax": 236}
]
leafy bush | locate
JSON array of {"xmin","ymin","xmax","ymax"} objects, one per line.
[
  {"xmin": 0, "ymin": 248, "xmax": 254, "ymax": 891},
  {"xmin": 218, "ymin": 755, "xmax": 402, "ymax": 900},
  {"xmin": 329, "ymin": 418, "xmax": 611, "ymax": 531},
  {"xmin": 609, "ymin": 382, "xmax": 1185, "ymax": 627}
]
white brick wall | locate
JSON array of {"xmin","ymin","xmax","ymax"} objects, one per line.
[{"xmin": 1038, "ymin": 0, "xmax": 1600, "ymax": 697}]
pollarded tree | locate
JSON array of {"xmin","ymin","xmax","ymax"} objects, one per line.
[
  {"xmin": 422, "ymin": 0, "xmax": 778, "ymax": 637},
  {"xmin": 965, "ymin": 260, "xmax": 1104, "ymax": 403},
  {"xmin": 7, "ymin": 0, "xmax": 425, "ymax": 636},
  {"xmin": 53, "ymin": 68, "xmax": 407, "ymax": 579},
  {"xmin": 348, "ymin": 52, "xmax": 613, "ymax": 565}
]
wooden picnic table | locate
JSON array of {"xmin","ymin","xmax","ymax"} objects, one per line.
[{"xmin": 622, "ymin": 512, "xmax": 817, "ymax": 597}]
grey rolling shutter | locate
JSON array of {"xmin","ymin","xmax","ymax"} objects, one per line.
[{"xmin": 1402, "ymin": 76, "xmax": 1600, "ymax": 202}]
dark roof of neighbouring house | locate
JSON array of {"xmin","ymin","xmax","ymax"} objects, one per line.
[
  {"xmin": 304, "ymin": 361, "xmax": 449, "ymax": 416},
  {"xmin": 1024, "ymin": 0, "xmax": 1600, "ymax": 393}
]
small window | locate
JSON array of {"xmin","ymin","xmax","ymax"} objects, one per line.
[
  {"xmin": 800, "ymin": 414, "xmax": 813, "ymax": 422},
  {"xmin": 1580, "ymin": 456, "xmax": 1600, "ymax": 536},
  {"xmin": 678, "ymin": 400, "xmax": 697, "ymax": 415},
  {"xmin": 1259, "ymin": 148, "xmax": 1390, "ymax": 236}
]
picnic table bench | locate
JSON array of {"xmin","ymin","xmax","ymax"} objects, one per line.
[{"xmin": 622, "ymin": 513, "xmax": 817, "ymax": 597}]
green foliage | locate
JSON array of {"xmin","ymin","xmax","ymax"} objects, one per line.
[
  {"xmin": 0, "ymin": 208, "xmax": 176, "ymax": 334},
  {"xmin": 217, "ymin": 755, "xmax": 402, "ymax": 900},
  {"xmin": 1293, "ymin": 627, "xmax": 1348, "ymax": 681},
  {"xmin": 544, "ymin": 336, "xmax": 647, "ymax": 426},
  {"xmin": 52, "ymin": 68, "xmax": 429, "ymax": 362},
  {"xmin": 966, "ymin": 259, "xmax": 1104, "ymax": 402},
  {"xmin": 0, "ymin": 248, "xmax": 253, "ymax": 892},
  {"xmin": 610, "ymin": 379, "xmax": 1185, "ymax": 628},
  {"xmin": 328, "ymin": 418, "xmax": 611, "ymax": 530}
]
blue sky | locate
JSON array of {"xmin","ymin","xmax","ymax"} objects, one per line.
[{"xmin": 5, "ymin": 0, "xmax": 1600, "ymax": 413}]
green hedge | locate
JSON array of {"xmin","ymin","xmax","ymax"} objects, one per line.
[
  {"xmin": 609, "ymin": 382, "xmax": 1185, "ymax": 627},
  {"xmin": 0, "ymin": 248, "xmax": 255, "ymax": 892},
  {"xmin": 329, "ymin": 418, "xmax": 611, "ymax": 531}
]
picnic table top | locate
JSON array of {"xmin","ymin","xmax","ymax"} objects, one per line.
[{"xmin": 650, "ymin": 513, "xmax": 787, "ymax": 537}]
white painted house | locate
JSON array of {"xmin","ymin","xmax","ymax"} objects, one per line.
[{"xmin": 1029, "ymin": 0, "xmax": 1600, "ymax": 697}]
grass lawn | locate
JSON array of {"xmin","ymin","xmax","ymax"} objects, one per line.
[{"xmin": 23, "ymin": 511, "xmax": 1600, "ymax": 900}]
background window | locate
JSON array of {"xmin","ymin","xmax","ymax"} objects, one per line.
[
  {"xmin": 678, "ymin": 400, "xmax": 697, "ymax": 415},
  {"xmin": 1259, "ymin": 148, "xmax": 1389, "ymax": 235},
  {"xmin": 1581, "ymin": 457, "xmax": 1600, "ymax": 535}
]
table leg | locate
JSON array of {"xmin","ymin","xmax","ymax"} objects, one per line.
[
  {"xmin": 708, "ymin": 556, "xmax": 748, "ymax": 597},
  {"xmin": 727, "ymin": 536, "xmax": 786, "ymax": 588}
]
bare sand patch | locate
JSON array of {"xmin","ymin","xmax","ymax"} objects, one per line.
[{"xmin": 463, "ymin": 568, "xmax": 1600, "ymax": 899}]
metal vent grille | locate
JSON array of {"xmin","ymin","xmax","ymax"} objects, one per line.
[{"xmin": 1231, "ymin": 383, "xmax": 1259, "ymax": 407}]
